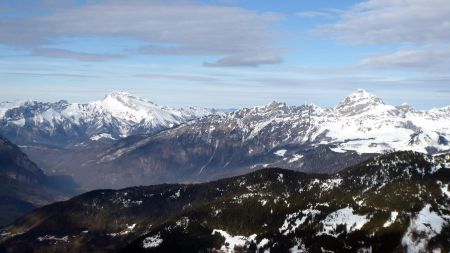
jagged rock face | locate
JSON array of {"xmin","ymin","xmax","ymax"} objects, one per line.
[
  {"xmin": 1, "ymin": 151, "xmax": 449, "ymax": 253},
  {"xmin": 335, "ymin": 89, "xmax": 385, "ymax": 116},
  {"xmin": 0, "ymin": 92, "xmax": 214, "ymax": 147}
]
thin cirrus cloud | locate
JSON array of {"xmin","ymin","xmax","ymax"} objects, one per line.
[
  {"xmin": 0, "ymin": 1, "xmax": 283, "ymax": 67},
  {"xmin": 204, "ymin": 52, "xmax": 283, "ymax": 67},
  {"xmin": 135, "ymin": 73, "xmax": 221, "ymax": 83},
  {"xmin": 32, "ymin": 48, "xmax": 125, "ymax": 62}
]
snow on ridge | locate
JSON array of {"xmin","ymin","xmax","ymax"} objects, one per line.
[{"xmin": 319, "ymin": 207, "xmax": 369, "ymax": 237}]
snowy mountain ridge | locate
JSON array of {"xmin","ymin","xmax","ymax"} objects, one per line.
[
  {"xmin": 0, "ymin": 92, "xmax": 214, "ymax": 146},
  {"xmin": 11, "ymin": 89, "xmax": 450, "ymax": 189},
  {"xmin": 1, "ymin": 89, "xmax": 449, "ymax": 154},
  {"xmin": 174, "ymin": 89, "xmax": 450, "ymax": 156}
]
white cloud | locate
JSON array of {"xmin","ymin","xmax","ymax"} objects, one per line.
[
  {"xmin": 319, "ymin": 0, "xmax": 450, "ymax": 45},
  {"xmin": 360, "ymin": 46, "xmax": 450, "ymax": 72},
  {"xmin": 314, "ymin": 0, "xmax": 450, "ymax": 73},
  {"xmin": 0, "ymin": 1, "xmax": 283, "ymax": 66}
]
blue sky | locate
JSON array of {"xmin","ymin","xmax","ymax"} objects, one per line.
[{"xmin": 1, "ymin": 0, "xmax": 449, "ymax": 109}]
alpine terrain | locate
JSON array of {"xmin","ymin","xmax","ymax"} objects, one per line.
[{"xmin": 14, "ymin": 89, "xmax": 449, "ymax": 190}]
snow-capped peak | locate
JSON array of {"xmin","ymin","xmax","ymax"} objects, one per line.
[
  {"xmin": 335, "ymin": 89, "xmax": 385, "ymax": 116},
  {"xmin": 103, "ymin": 91, "xmax": 154, "ymax": 104},
  {"xmin": 0, "ymin": 92, "xmax": 215, "ymax": 145},
  {"xmin": 93, "ymin": 91, "xmax": 162, "ymax": 123}
]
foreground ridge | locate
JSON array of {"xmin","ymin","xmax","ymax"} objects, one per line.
[{"xmin": 1, "ymin": 151, "xmax": 449, "ymax": 253}]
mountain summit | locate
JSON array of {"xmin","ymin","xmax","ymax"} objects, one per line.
[{"xmin": 335, "ymin": 89, "xmax": 385, "ymax": 116}]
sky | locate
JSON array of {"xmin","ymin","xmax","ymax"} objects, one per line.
[{"xmin": 0, "ymin": 0, "xmax": 449, "ymax": 109}]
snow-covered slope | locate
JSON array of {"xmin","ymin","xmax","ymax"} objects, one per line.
[{"xmin": 0, "ymin": 92, "xmax": 214, "ymax": 146}]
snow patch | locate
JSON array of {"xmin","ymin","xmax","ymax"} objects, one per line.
[
  {"xmin": 37, "ymin": 235, "xmax": 69, "ymax": 243},
  {"xmin": 108, "ymin": 223, "xmax": 136, "ymax": 237},
  {"xmin": 319, "ymin": 207, "xmax": 369, "ymax": 237},
  {"xmin": 330, "ymin": 147, "xmax": 347, "ymax": 153},
  {"xmin": 289, "ymin": 238, "xmax": 307, "ymax": 253},
  {"xmin": 279, "ymin": 209, "xmax": 321, "ymax": 235},
  {"xmin": 401, "ymin": 204, "xmax": 448, "ymax": 253},
  {"xmin": 437, "ymin": 181, "xmax": 450, "ymax": 198},
  {"xmin": 274, "ymin": 149, "xmax": 287, "ymax": 157},
  {"xmin": 383, "ymin": 211, "xmax": 399, "ymax": 227},
  {"xmin": 277, "ymin": 173, "xmax": 284, "ymax": 183},
  {"xmin": 170, "ymin": 189, "xmax": 182, "ymax": 199},
  {"xmin": 212, "ymin": 229, "xmax": 257, "ymax": 253},
  {"xmin": 143, "ymin": 233, "xmax": 163, "ymax": 249},
  {"xmin": 288, "ymin": 154, "xmax": 303, "ymax": 163}
]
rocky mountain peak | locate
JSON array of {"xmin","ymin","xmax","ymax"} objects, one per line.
[
  {"xmin": 265, "ymin": 101, "xmax": 287, "ymax": 110},
  {"xmin": 335, "ymin": 89, "xmax": 385, "ymax": 116}
]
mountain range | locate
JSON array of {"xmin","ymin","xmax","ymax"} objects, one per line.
[
  {"xmin": 1, "ymin": 151, "xmax": 449, "ymax": 253},
  {"xmin": 0, "ymin": 92, "xmax": 214, "ymax": 147},
  {"xmin": 4, "ymin": 89, "xmax": 448, "ymax": 190}
]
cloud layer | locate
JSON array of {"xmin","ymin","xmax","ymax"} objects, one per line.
[
  {"xmin": 319, "ymin": 0, "xmax": 450, "ymax": 73},
  {"xmin": 0, "ymin": 1, "xmax": 282, "ymax": 66},
  {"xmin": 320, "ymin": 0, "xmax": 450, "ymax": 45},
  {"xmin": 360, "ymin": 46, "xmax": 450, "ymax": 72}
]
